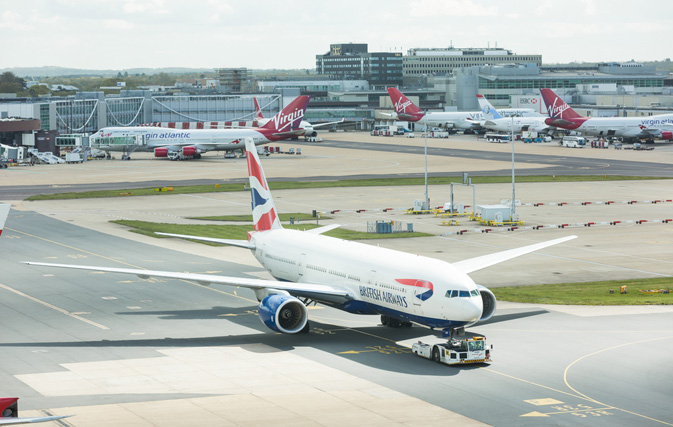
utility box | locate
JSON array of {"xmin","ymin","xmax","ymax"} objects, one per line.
[{"xmin": 478, "ymin": 204, "xmax": 512, "ymax": 222}]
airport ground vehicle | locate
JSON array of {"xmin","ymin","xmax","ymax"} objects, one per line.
[
  {"xmin": 412, "ymin": 336, "xmax": 492, "ymax": 365},
  {"xmin": 562, "ymin": 136, "xmax": 586, "ymax": 148},
  {"xmin": 485, "ymin": 133, "xmax": 511, "ymax": 143}
]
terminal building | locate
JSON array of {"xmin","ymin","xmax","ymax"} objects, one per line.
[
  {"xmin": 403, "ymin": 46, "xmax": 542, "ymax": 79},
  {"xmin": 315, "ymin": 43, "xmax": 403, "ymax": 88}
]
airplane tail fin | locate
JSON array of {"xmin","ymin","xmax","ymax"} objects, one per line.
[
  {"xmin": 476, "ymin": 95, "xmax": 503, "ymax": 120},
  {"xmin": 540, "ymin": 88, "xmax": 582, "ymax": 120},
  {"xmin": 0, "ymin": 204, "xmax": 9, "ymax": 237},
  {"xmin": 245, "ymin": 138, "xmax": 282, "ymax": 231},
  {"xmin": 261, "ymin": 96, "xmax": 310, "ymax": 132},
  {"xmin": 386, "ymin": 87, "xmax": 425, "ymax": 121},
  {"xmin": 253, "ymin": 97, "xmax": 265, "ymax": 120}
]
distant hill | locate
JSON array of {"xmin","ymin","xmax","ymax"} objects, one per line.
[{"xmin": 2, "ymin": 66, "xmax": 217, "ymax": 78}]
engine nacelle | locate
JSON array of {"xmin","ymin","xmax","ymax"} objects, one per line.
[
  {"xmin": 154, "ymin": 147, "xmax": 169, "ymax": 158},
  {"xmin": 182, "ymin": 146, "xmax": 198, "ymax": 156},
  {"xmin": 660, "ymin": 131, "xmax": 672, "ymax": 140},
  {"xmin": 477, "ymin": 285, "xmax": 497, "ymax": 321},
  {"xmin": 258, "ymin": 294, "xmax": 308, "ymax": 334}
]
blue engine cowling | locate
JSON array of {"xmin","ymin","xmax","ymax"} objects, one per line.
[
  {"xmin": 477, "ymin": 285, "xmax": 497, "ymax": 321},
  {"xmin": 258, "ymin": 294, "xmax": 308, "ymax": 334}
]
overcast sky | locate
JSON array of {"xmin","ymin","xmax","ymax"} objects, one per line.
[{"xmin": 1, "ymin": 0, "xmax": 670, "ymax": 70}]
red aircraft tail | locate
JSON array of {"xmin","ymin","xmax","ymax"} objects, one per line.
[
  {"xmin": 386, "ymin": 87, "xmax": 425, "ymax": 122},
  {"xmin": 253, "ymin": 97, "xmax": 265, "ymax": 120}
]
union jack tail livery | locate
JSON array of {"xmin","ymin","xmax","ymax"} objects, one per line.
[
  {"xmin": 0, "ymin": 204, "xmax": 9, "ymax": 237},
  {"xmin": 386, "ymin": 87, "xmax": 425, "ymax": 122},
  {"xmin": 245, "ymin": 138, "xmax": 282, "ymax": 231},
  {"xmin": 253, "ymin": 97, "xmax": 265, "ymax": 120},
  {"xmin": 260, "ymin": 95, "xmax": 310, "ymax": 133}
]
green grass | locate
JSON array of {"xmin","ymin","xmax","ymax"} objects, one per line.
[
  {"xmin": 492, "ymin": 278, "xmax": 673, "ymax": 305},
  {"xmin": 189, "ymin": 213, "xmax": 331, "ymax": 222},
  {"xmin": 25, "ymin": 175, "xmax": 670, "ymax": 201},
  {"xmin": 110, "ymin": 220, "xmax": 432, "ymax": 244}
]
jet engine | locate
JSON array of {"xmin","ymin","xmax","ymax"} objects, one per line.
[
  {"xmin": 182, "ymin": 146, "xmax": 198, "ymax": 156},
  {"xmin": 258, "ymin": 294, "xmax": 308, "ymax": 334},
  {"xmin": 660, "ymin": 131, "xmax": 672, "ymax": 140},
  {"xmin": 154, "ymin": 147, "xmax": 169, "ymax": 157},
  {"xmin": 476, "ymin": 285, "xmax": 497, "ymax": 321}
]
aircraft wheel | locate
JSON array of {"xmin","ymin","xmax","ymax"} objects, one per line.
[
  {"xmin": 380, "ymin": 315, "xmax": 388, "ymax": 326},
  {"xmin": 431, "ymin": 346, "xmax": 441, "ymax": 363},
  {"xmin": 300, "ymin": 321, "xmax": 310, "ymax": 334}
]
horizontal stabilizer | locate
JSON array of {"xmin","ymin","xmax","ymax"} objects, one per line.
[
  {"xmin": 156, "ymin": 232, "xmax": 255, "ymax": 249},
  {"xmin": 453, "ymin": 235, "xmax": 577, "ymax": 274},
  {"xmin": 272, "ymin": 130, "xmax": 306, "ymax": 137},
  {"xmin": 304, "ymin": 224, "xmax": 340, "ymax": 235},
  {"xmin": 546, "ymin": 118, "xmax": 575, "ymax": 127}
]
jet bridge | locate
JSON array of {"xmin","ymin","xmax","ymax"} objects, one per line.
[{"xmin": 91, "ymin": 133, "xmax": 147, "ymax": 160}]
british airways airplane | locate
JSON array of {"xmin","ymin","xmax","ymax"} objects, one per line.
[
  {"xmin": 540, "ymin": 88, "xmax": 673, "ymax": 142},
  {"xmin": 90, "ymin": 96, "xmax": 310, "ymax": 160},
  {"xmin": 386, "ymin": 87, "xmax": 539, "ymax": 131},
  {"xmin": 24, "ymin": 140, "xmax": 575, "ymax": 338}
]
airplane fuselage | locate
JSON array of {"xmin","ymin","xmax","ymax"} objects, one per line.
[
  {"xmin": 547, "ymin": 115, "xmax": 673, "ymax": 139},
  {"xmin": 484, "ymin": 117, "xmax": 550, "ymax": 133},
  {"xmin": 410, "ymin": 109, "xmax": 539, "ymax": 130},
  {"xmin": 92, "ymin": 126, "xmax": 269, "ymax": 153},
  {"xmin": 249, "ymin": 228, "xmax": 484, "ymax": 329}
]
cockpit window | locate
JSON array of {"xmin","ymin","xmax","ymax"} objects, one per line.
[
  {"xmin": 470, "ymin": 290, "xmax": 479, "ymax": 297},
  {"xmin": 451, "ymin": 290, "xmax": 458, "ymax": 298},
  {"xmin": 459, "ymin": 290, "xmax": 469, "ymax": 298}
]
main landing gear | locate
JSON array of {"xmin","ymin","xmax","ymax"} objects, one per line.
[{"xmin": 381, "ymin": 315, "xmax": 412, "ymax": 328}]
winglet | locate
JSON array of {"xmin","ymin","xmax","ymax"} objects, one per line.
[{"xmin": 0, "ymin": 204, "xmax": 9, "ymax": 237}]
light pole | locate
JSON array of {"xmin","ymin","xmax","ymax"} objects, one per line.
[
  {"xmin": 511, "ymin": 115, "xmax": 516, "ymax": 219},
  {"xmin": 424, "ymin": 114, "xmax": 429, "ymax": 210}
]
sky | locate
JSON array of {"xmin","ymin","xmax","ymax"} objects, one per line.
[{"xmin": 1, "ymin": 0, "xmax": 670, "ymax": 71}]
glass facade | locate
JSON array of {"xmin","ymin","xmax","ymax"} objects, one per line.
[
  {"xmin": 479, "ymin": 77, "xmax": 665, "ymax": 90},
  {"xmin": 39, "ymin": 104, "xmax": 50, "ymax": 131},
  {"xmin": 54, "ymin": 99, "xmax": 99, "ymax": 134},
  {"xmin": 106, "ymin": 97, "xmax": 145, "ymax": 127}
]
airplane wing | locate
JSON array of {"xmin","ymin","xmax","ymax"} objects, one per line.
[
  {"xmin": 155, "ymin": 232, "xmax": 255, "ymax": 249},
  {"xmin": 22, "ymin": 262, "xmax": 353, "ymax": 301},
  {"xmin": 0, "ymin": 415, "xmax": 72, "ymax": 425},
  {"xmin": 452, "ymin": 236, "xmax": 576, "ymax": 274},
  {"xmin": 311, "ymin": 118, "xmax": 347, "ymax": 128}
]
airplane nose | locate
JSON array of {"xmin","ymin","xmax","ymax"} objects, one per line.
[{"xmin": 461, "ymin": 299, "xmax": 482, "ymax": 322}]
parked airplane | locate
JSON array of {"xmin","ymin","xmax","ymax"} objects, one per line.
[
  {"xmin": 253, "ymin": 97, "xmax": 344, "ymax": 138},
  {"xmin": 0, "ymin": 398, "xmax": 71, "ymax": 425},
  {"xmin": 477, "ymin": 95, "xmax": 550, "ymax": 134},
  {"xmin": 90, "ymin": 96, "xmax": 310, "ymax": 160},
  {"xmin": 540, "ymin": 88, "xmax": 673, "ymax": 143},
  {"xmin": 386, "ymin": 87, "xmax": 539, "ymax": 131},
  {"xmin": 25, "ymin": 139, "xmax": 576, "ymax": 338}
]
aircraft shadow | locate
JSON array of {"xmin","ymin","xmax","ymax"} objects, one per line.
[{"xmin": 0, "ymin": 305, "xmax": 493, "ymax": 376}]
